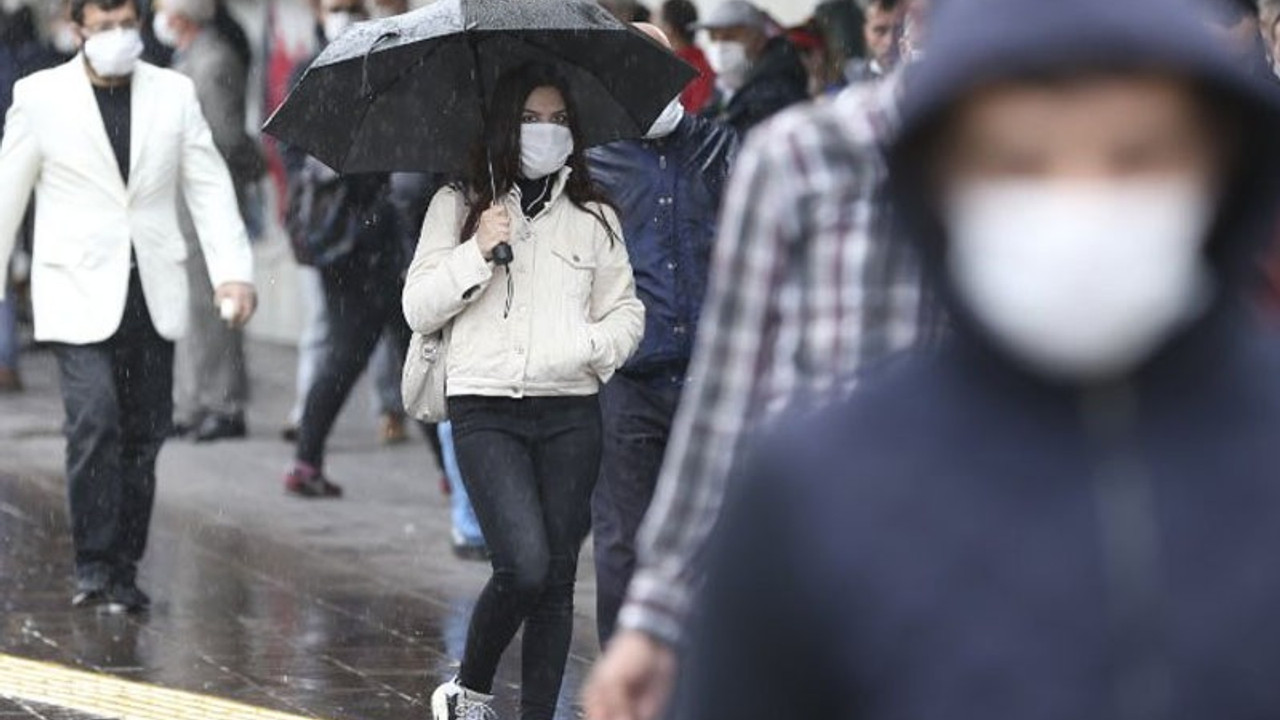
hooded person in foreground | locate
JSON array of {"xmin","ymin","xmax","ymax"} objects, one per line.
[{"xmin": 679, "ymin": 0, "xmax": 1280, "ymax": 718}]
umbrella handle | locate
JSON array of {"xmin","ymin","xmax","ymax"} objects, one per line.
[{"xmin": 492, "ymin": 242, "xmax": 513, "ymax": 266}]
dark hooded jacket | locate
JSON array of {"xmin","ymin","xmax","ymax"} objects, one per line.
[{"xmin": 680, "ymin": 1, "xmax": 1280, "ymax": 719}]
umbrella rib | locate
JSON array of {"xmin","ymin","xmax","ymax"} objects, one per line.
[{"xmin": 337, "ymin": 35, "xmax": 462, "ymax": 171}]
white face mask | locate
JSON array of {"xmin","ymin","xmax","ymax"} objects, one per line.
[
  {"xmin": 520, "ymin": 123, "xmax": 574, "ymax": 180},
  {"xmin": 322, "ymin": 11, "xmax": 357, "ymax": 43},
  {"xmin": 645, "ymin": 97, "xmax": 684, "ymax": 139},
  {"xmin": 51, "ymin": 22, "xmax": 79, "ymax": 55},
  {"xmin": 151, "ymin": 10, "xmax": 180, "ymax": 49},
  {"xmin": 82, "ymin": 27, "xmax": 144, "ymax": 78},
  {"xmin": 1, "ymin": 0, "xmax": 23, "ymax": 14},
  {"xmin": 944, "ymin": 177, "xmax": 1216, "ymax": 382},
  {"xmin": 707, "ymin": 40, "xmax": 751, "ymax": 91}
]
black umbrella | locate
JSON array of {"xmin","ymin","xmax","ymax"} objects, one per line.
[{"xmin": 263, "ymin": 0, "xmax": 696, "ymax": 175}]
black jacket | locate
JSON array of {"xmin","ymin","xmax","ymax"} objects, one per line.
[{"xmin": 710, "ymin": 36, "xmax": 808, "ymax": 136}]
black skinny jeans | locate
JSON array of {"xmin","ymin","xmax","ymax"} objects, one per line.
[{"xmin": 451, "ymin": 395, "xmax": 601, "ymax": 720}]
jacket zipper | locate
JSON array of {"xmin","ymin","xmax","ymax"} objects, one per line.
[{"xmin": 1081, "ymin": 383, "xmax": 1173, "ymax": 720}]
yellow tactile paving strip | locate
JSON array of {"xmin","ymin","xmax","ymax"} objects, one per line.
[{"xmin": 0, "ymin": 653, "xmax": 330, "ymax": 720}]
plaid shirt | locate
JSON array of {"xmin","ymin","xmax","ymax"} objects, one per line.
[{"xmin": 618, "ymin": 75, "xmax": 933, "ymax": 646}]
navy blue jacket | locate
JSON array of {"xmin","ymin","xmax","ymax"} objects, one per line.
[
  {"xmin": 589, "ymin": 114, "xmax": 737, "ymax": 384},
  {"xmin": 682, "ymin": 0, "xmax": 1280, "ymax": 718}
]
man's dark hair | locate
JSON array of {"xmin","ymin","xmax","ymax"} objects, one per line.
[
  {"xmin": 866, "ymin": 0, "xmax": 902, "ymax": 12},
  {"xmin": 660, "ymin": 0, "xmax": 698, "ymax": 43},
  {"xmin": 71, "ymin": 0, "xmax": 136, "ymax": 26}
]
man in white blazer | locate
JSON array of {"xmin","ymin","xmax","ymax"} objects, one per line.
[{"xmin": 0, "ymin": 0, "xmax": 256, "ymax": 613}]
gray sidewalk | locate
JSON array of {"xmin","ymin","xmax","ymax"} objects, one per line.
[{"xmin": 0, "ymin": 340, "xmax": 601, "ymax": 719}]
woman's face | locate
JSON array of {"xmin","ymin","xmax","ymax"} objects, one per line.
[{"xmin": 522, "ymin": 86, "xmax": 570, "ymax": 126}]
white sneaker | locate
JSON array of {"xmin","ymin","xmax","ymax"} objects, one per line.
[{"xmin": 431, "ymin": 678, "xmax": 496, "ymax": 720}]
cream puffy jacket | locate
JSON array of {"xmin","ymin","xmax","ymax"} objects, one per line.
[{"xmin": 403, "ymin": 171, "xmax": 644, "ymax": 398}]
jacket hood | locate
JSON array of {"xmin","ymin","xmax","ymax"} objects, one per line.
[{"xmin": 886, "ymin": 0, "xmax": 1280, "ymax": 375}]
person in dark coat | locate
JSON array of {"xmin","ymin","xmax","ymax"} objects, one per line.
[
  {"xmin": 681, "ymin": 0, "xmax": 1280, "ymax": 718},
  {"xmin": 588, "ymin": 23, "xmax": 738, "ymax": 648},
  {"xmin": 697, "ymin": 0, "xmax": 807, "ymax": 135}
]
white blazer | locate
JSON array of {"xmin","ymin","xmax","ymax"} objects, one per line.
[{"xmin": 0, "ymin": 59, "xmax": 253, "ymax": 344}]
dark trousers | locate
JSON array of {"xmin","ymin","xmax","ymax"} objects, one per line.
[
  {"xmin": 451, "ymin": 395, "xmax": 601, "ymax": 720},
  {"xmin": 592, "ymin": 373, "xmax": 683, "ymax": 645},
  {"xmin": 296, "ymin": 256, "xmax": 421, "ymax": 467},
  {"xmin": 53, "ymin": 270, "xmax": 174, "ymax": 588}
]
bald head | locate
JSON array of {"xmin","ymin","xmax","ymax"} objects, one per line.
[{"xmin": 633, "ymin": 21, "xmax": 673, "ymax": 49}]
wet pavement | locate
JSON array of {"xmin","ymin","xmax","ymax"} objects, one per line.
[
  {"xmin": 0, "ymin": 697, "xmax": 102, "ymax": 719},
  {"xmin": 0, "ymin": 344, "xmax": 599, "ymax": 719}
]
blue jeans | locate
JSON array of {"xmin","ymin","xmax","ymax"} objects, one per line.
[
  {"xmin": 0, "ymin": 296, "xmax": 17, "ymax": 371},
  {"xmin": 438, "ymin": 421, "xmax": 483, "ymax": 546}
]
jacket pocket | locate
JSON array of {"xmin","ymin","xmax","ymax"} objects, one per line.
[
  {"xmin": 34, "ymin": 242, "xmax": 83, "ymax": 267},
  {"xmin": 152, "ymin": 239, "xmax": 190, "ymax": 263},
  {"xmin": 549, "ymin": 246, "xmax": 596, "ymax": 300}
]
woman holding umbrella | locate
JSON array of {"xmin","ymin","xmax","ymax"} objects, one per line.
[{"xmin": 403, "ymin": 63, "xmax": 644, "ymax": 720}]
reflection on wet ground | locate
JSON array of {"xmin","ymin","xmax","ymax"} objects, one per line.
[
  {"xmin": 0, "ymin": 696, "xmax": 104, "ymax": 719},
  {"xmin": 0, "ymin": 478, "xmax": 589, "ymax": 719}
]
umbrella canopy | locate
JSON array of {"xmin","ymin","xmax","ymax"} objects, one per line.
[{"xmin": 263, "ymin": 0, "xmax": 696, "ymax": 174}]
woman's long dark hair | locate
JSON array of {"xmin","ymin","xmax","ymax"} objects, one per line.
[{"xmin": 458, "ymin": 63, "xmax": 618, "ymax": 243}]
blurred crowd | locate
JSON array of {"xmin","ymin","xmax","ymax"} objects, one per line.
[
  {"xmin": 0, "ymin": 0, "xmax": 911, "ymax": 562},
  {"xmin": 8, "ymin": 0, "xmax": 1280, "ymax": 719}
]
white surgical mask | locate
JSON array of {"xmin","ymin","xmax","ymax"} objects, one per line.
[
  {"xmin": 520, "ymin": 123, "xmax": 574, "ymax": 180},
  {"xmin": 1, "ymin": 0, "xmax": 23, "ymax": 14},
  {"xmin": 707, "ymin": 40, "xmax": 750, "ymax": 91},
  {"xmin": 645, "ymin": 97, "xmax": 684, "ymax": 139},
  {"xmin": 322, "ymin": 11, "xmax": 357, "ymax": 43},
  {"xmin": 944, "ymin": 177, "xmax": 1216, "ymax": 382},
  {"xmin": 151, "ymin": 11, "xmax": 180, "ymax": 49},
  {"xmin": 82, "ymin": 27, "xmax": 143, "ymax": 78},
  {"xmin": 50, "ymin": 22, "xmax": 79, "ymax": 55}
]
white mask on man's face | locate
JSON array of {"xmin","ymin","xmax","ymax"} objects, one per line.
[
  {"xmin": 943, "ymin": 177, "xmax": 1216, "ymax": 382},
  {"xmin": 322, "ymin": 11, "xmax": 357, "ymax": 43},
  {"xmin": 645, "ymin": 97, "xmax": 684, "ymax": 139},
  {"xmin": 82, "ymin": 27, "xmax": 144, "ymax": 78},
  {"xmin": 520, "ymin": 123, "xmax": 574, "ymax": 180},
  {"xmin": 707, "ymin": 40, "xmax": 751, "ymax": 91}
]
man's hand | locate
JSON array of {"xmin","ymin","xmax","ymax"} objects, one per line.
[
  {"xmin": 214, "ymin": 282, "xmax": 257, "ymax": 328},
  {"xmin": 583, "ymin": 630, "xmax": 678, "ymax": 720}
]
